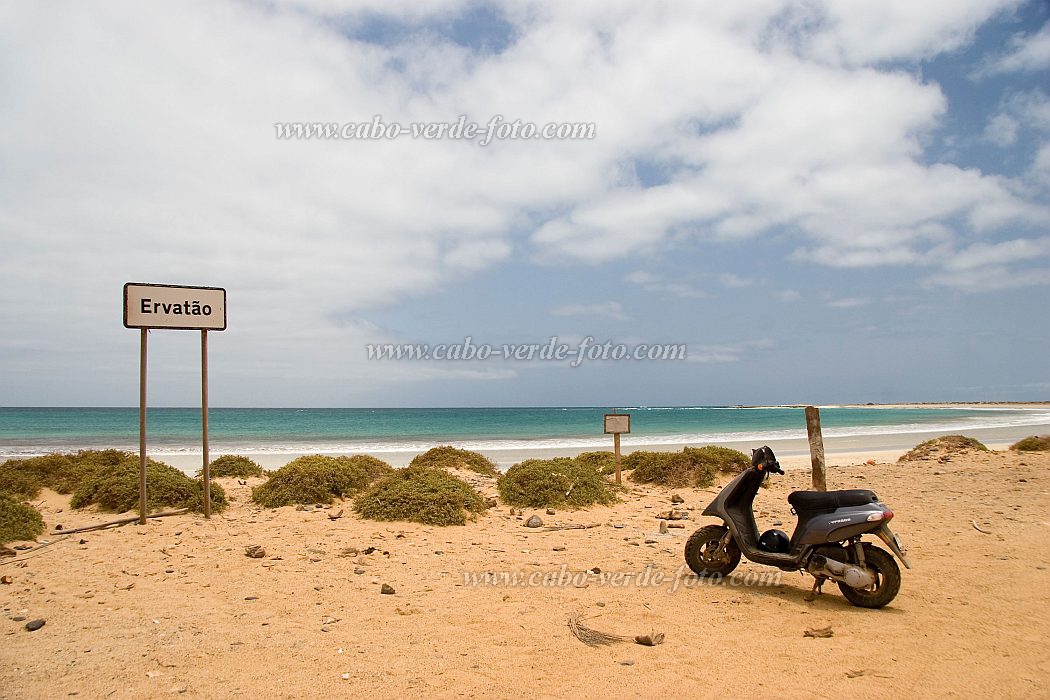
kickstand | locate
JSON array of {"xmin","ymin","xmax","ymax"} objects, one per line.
[{"xmin": 804, "ymin": 577, "xmax": 826, "ymax": 602}]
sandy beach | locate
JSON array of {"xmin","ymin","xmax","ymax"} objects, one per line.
[{"xmin": 3, "ymin": 439, "xmax": 1049, "ymax": 698}]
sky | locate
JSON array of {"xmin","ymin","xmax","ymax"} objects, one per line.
[{"xmin": 1, "ymin": 0, "xmax": 1049, "ymax": 408}]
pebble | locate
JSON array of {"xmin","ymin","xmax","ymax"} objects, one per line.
[
  {"xmin": 380, "ymin": 584, "xmax": 396, "ymax": 595},
  {"xmin": 659, "ymin": 521, "xmax": 668, "ymax": 535},
  {"xmin": 553, "ymin": 546, "xmax": 567, "ymax": 552},
  {"xmin": 772, "ymin": 520, "xmax": 783, "ymax": 526},
  {"xmin": 546, "ymin": 509, "xmax": 556, "ymax": 515},
  {"xmin": 244, "ymin": 545, "xmax": 266, "ymax": 559},
  {"xmin": 620, "ymin": 659, "xmax": 635, "ymax": 666},
  {"xmin": 354, "ymin": 568, "xmax": 366, "ymax": 575},
  {"xmin": 670, "ymin": 494, "xmax": 684, "ymax": 504},
  {"xmin": 525, "ymin": 515, "xmax": 543, "ymax": 528},
  {"xmin": 244, "ymin": 596, "xmax": 258, "ymax": 601},
  {"xmin": 25, "ymin": 619, "xmax": 45, "ymax": 632}
]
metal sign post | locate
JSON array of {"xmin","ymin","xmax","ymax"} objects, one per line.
[
  {"xmin": 124, "ymin": 283, "xmax": 227, "ymax": 523},
  {"xmin": 139, "ymin": 328, "xmax": 148, "ymax": 525},
  {"xmin": 603, "ymin": 412, "xmax": 631, "ymax": 484}
]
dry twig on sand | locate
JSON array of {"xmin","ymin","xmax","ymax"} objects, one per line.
[
  {"xmin": 971, "ymin": 520, "xmax": 992, "ymax": 534},
  {"xmin": 541, "ymin": 524, "xmax": 600, "ymax": 532},
  {"xmin": 567, "ymin": 615, "xmax": 665, "ymax": 647}
]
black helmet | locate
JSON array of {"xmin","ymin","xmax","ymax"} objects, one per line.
[
  {"xmin": 752, "ymin": 445, "xmax": 783, "ymax": 474},
  {"xmin": 759, "ymin": 529, "xmax": 790, "ymax": 553}
]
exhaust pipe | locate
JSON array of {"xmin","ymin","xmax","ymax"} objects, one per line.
[{"xmin": 810, "ymin": 555, "xmax": 877, "ymax": 589}]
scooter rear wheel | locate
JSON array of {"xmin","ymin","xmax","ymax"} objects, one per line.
[
  {"xmin": 838, "ymin": 544, "xmax": 901, "ymax": 608},
  {"xmin": 685, "ymin": 524, "xmax": 741, "ymax": 578}
]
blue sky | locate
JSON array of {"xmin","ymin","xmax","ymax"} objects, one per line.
[{"xmin": 1, "ymin": 0, "xmax": 1048, "ymax": 407}]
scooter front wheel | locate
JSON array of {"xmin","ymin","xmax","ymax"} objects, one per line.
[{"xmin": 685, "ymin": 524, "xmax": 741, "ymax": 578}]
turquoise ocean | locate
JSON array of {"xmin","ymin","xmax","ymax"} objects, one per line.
[{"xmin": 1, "ymin": 405, "xmax": 1048, "ymax": 460}]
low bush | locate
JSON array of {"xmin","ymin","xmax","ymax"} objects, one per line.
[
  {"xmin": 898, "ymin": 435, "xmax": 988, "ymax": 462},
  {"xmin": 627, "ymin": 451, "xmax": 713, "ymax": 488},
  {"xmin": 0, "ymin": 495, "xmax": 45, "ymax": 545},
  {"xmin": 199, "ymin": 455, "xmax": 266, "ymax": 479},
  {"xmin": 1010, "ymin": 435, "xmax": 1050, "ymax": 452},
  {"xmin": 683, "ymin": 446, "xmax": 751, "ymax": 474},
  {"xmin": 626, "ymin": 446, "xmax": 746, "ymax": 488},
  {"xmin": 498, "ymin": 458, "xmax": 618, "ymax": 509},
  {"xmin": 409, "ymin": 446, "xmax": 498, "ymax": 475},
  {"xmin": 0, "ymin": 449, "xmax": 139, "ymax": 500},
  {"xmin": 573, "ymin": 451, "xmax": 619, "ymax": 475},
  {"xmin": 71, "ymin": 455, "xmax": 225, "ymax": 514},
  {"xmin": 251, "ymin": 454, "xmax": 393, "ymax": 507},
  {"xmin": 354, "ymin": 466, "xmax": 487, "ymax": 526}
]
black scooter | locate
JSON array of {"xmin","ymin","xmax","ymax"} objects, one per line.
[{"xmin": 685, "ymin": 446, "xmax": 911, "ymax": 608}]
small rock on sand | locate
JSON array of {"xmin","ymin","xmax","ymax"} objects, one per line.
[
  {"xmin": 380, "ymin": 584, "xmax": 396, "ymax": 595},
  {"xmin": 25, "ymin": 619, "xmax": 46, "ymax": 632},
  {"xmin": 525, "ymin": 515, "xmax": 543, "ymax": 528}
]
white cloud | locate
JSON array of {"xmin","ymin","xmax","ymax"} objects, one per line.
[
  {"xmin": 625, "ymin": 271, "xmax": 707, "ymax": 298},
  {"xmin": 684, "ymin": 338, "xmax": 773, "ymax": 363},
  {"xmin": 927, "ymin": 265, "xmax": 1050, "ymax": 291},
  {"xmin": 983, "ymin": 112, "xmax": 1020, "ymax": 146},
  {"xmin": 719, "ymin": 273, "xmax": 752, "ymax": 288},
  {"xmin": 826, "ymin": 297, "xmax": 871, "ymax": 308},
  {"xmin": 944, "ymin": 236, "xmax": 1050, "ymax": 270},
  {"xmin": 796, "ymin": 0, "xmax": 1022, "ymax": 67},
  {"xmin": 973, "ymin": 20, "xmax": 1050, "ymax": 77},
  {"xmin": 984, "ymin": 89, "xmax": 1050, "ymax": 147},
  {"xmin": 550, "ymin": 302, "xmax": 629, "ymax": 321},
  {"xmin": 775, "ymin": 289, "xmax": 801, "ymax": 302}
]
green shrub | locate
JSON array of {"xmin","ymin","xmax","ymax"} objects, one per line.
[
  {"xmin": 354, "ymin": 465, "xmax": 487, "ymax": 526},
  {"xmin": 626, "ymin": 446, "xmax": 743, "ymax": 488},
  {"xmin": 0, "ymin": 460, "xmax": 45, "ymax": 500},
  {"xmin": 574, "ymin": 451, "xmax": 619, "ymax": 475},
  {"xmin": 1010, "ymin": 435, "xmax": 1050, "ymax": 452},
  {"xmin": 251, "ymin": 454, "xmax": 393, "ymax": 507},
  {"xmin": 409, "ymin": 446, "xmax": 498, "ymax": 475},
  {"xmin": 0, "ymin": 449, "xmax": 136, "ymax": 500},
  {"xmin": 70, "ymin": 454, "xmax": 225, "ymax": 514},
  {"xmin": 199, "ymin": 454, "xmax": 265, "ymax": 479},
  {"xmin": 683, "ymin": 446, "xmax": 751, "ymax": 474},
  {"xmin": 899, "ymin": 435, "xmax": 988, "ymax": 462},
  {"xmin": 498, "ymin": 458, "xmax": 618, "ymax": 509},
  {"xmin": 0, "ymin": 495, "xmax": 45, "ymax": 545}
]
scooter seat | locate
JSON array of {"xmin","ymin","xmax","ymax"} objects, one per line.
[{"xmin": 788, "ymin": 489, "xmax": 878, "ymax": 512}]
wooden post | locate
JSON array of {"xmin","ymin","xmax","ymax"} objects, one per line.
[
  {"xmin": 805, "ymin": 405, "xmax": 827, "ymax": 491},
  {"xmin": 613, "ymin": 433, "xmax": 622, "ymax": 485},
  {"xmin": 138, "ymin": 328, "xmax": 148, "ymax": 525},
  {"xmin": 201, "ymin": 329, "xmax": 211, "ymax": 518}
]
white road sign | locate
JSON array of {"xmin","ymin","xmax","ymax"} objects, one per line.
[{"xmin": 123, "ymin": 283, "xmax": 227, "ymax": 330}]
